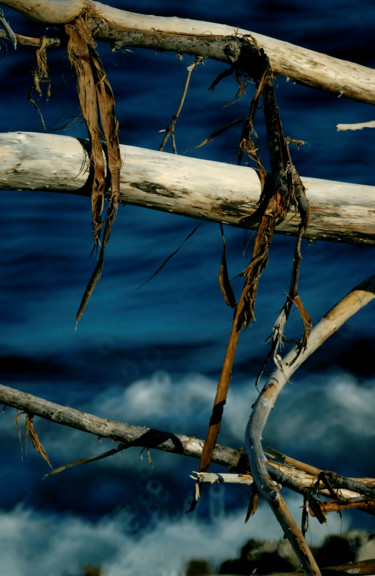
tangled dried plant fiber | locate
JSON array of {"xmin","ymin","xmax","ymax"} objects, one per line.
[
  {"xmin": 28, "ymin": 35, "xmax": 51, "ymax": 131},
  {"xmin": 65, "ymin": 14, "xmax": 122, "ymax": 327},
  {"xmin": 196, "ymin": 39, "xmax": 310, "ymax": 491}
]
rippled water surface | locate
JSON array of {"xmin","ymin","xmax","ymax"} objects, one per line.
[{"xmin": 0, "ymin": 1, "xmax": 375, "ymax": 574}]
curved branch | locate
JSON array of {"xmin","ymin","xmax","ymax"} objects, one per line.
[
  {"xmin": 1, "ymin": 132, "xmax": 375, "ymax": 245},
  {"xmin": 246, "ymin": 275, "xmax": 375, "ymax": 575},
  {"xmin": 1, "ymin": 0, "xmax": 375, "ymax": 104}
]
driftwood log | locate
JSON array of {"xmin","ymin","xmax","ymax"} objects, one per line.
[
  {"xmin": 1, "ymin": 381, "xmax": 375, "ymax": 508},
  {"xmin": 1, "ymin": 0, "xmax": 375, "ymax": 105},
  {"xmin": 1, "ymin": 132, "xmax": 375, "ymax": 245}
]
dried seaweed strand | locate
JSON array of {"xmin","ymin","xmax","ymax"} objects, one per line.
[
  {"xmin": 218, "ymin": 224, "xmax": 237, "ymax": 309},
  {"xmin": 25, "ymin": 413, "xmax": 52, "ymax": 468},
  {"xmin": 66, "ymin": 14, "xmax": 122, "ymax": 327},
  {"xmin": 28, "ymin": 35, "xmax": 51, "ymax": 132},
  {"xmin": 66, "ymin": 17, "xmax": 106, "ymax": 246},
  {"xmin": 196, "ymin": 40, "xmax": 309, "ymax": 489}
]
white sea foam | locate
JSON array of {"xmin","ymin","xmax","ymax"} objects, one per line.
[
  {"xmin": 0, "ymin": 369, "xmax": 370, "ymax": 576},
  {"xmin": 265, "ymin": 371, "xmax": 375, "ymax": 468},
  {"xmin": 0, "ymin": 497, "xmax": 349, "ymax": 576}
]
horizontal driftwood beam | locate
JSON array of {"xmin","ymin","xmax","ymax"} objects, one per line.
[
  {"xmin": 1, "ymin": 132, "xmax": 375, "ymax": 245},
  {"xmin": 1, "ymin": 1, "xmax": 375, "ymax": 104}
]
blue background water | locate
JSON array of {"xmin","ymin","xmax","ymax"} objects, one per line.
[{"xmin": 0, "ymin": 1, "xmax": 375, "ymax": 574}]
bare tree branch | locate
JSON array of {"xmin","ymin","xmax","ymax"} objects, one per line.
[
  {"xmin": 1, "ymin": 1, "xmax": 375, "ymax": 104},
  {"xmin": 246, "ymin": 274, "xmax": 375, "ymax": 575},
  {"xmin": 0, "ymin": 0, "xmax": 83, "ymax": 23},
  {"xmin": 2, "ymin": 381, "xmax": 375, "ymax": 514},
  {"xmin": 0, "ymin": 382, "xmax": 247, "ymax": 469}
]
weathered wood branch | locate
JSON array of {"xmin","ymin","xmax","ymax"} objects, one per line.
[
  {"xmin": 1, "ymin": 0, "xmax": 375, "ymax": 104},
  {"xmin": 1, "ymin": 132, "xmax": 375, "ymax": 245},
  {"xmin": 0, "ymin": 0, "xmax": 82, "ymax": 23},
  {"xmin": 0, "ymin": 382, "xmax": 246, "ymax": 469},
  {"xmin": 246, "ymin": 274, "xmax": 375, "ymax": 576},
  {"xmin": 2, "ymin": 380, "xmax": 375, "ymax": 516}
]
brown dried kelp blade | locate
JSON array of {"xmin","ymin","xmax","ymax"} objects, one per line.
[
  {"xmin": 66, "ymin": 15, "xmax": 122, "ymax": 326},
  {"xmin": 245, "ymin": 483, "xmax": 259, "ymax": 523},
  {"xmin": 45, "ymin": 444, "xmax": 128, "ymax": 477},
  {"xmin": 25, "ymin": 413, "xmax": 52, "ymax": 468},
  {"xmin": 66, "ymin": 17, "xmax": 106, "ymax": 246},
  {"xmin": 197, "ymin": 41, "xmax": 310, "ymax": 482},
  {"xmin": 218, "ymin": 224, "xmax": 236, "ymax": 309}
]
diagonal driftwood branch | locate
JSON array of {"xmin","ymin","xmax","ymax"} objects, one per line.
[
  {"xmin": 0, "ymin": 382, "xmax": 246, "ymax": 468},
  {"xmin": 1, "ymin": 132, "xmax": 375, "ymax": 246},
  {"xmin": 246, "ymin": 274, "xmax": 375, "ymax": 576},
  {"xmin": 1, "ymin": 0, "xmax": 375, "ymax": 105},
  {"xmin": 2, "ymin": 381, "xmax": 375, "ymax": 514}
]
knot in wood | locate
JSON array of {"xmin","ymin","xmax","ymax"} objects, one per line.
[
  {"xmin": 224, "ymin": 42, "xmax": 240, "ymax": 62},
  {"xmin": 270, "ymin": 489, "xmax": 280, "ymax": 503}
]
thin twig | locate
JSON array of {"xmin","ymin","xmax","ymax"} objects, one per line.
[{"xmin": 159, "ymin": 57, "xmax": 203, "ymax": 153}]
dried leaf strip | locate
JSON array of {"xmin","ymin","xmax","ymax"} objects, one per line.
[{"xmin": 65, "ymin": 15, "xmax": 122, "ymax": 326}]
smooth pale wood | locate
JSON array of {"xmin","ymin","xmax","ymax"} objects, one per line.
[
  {"xmin": 1, "ymin": 0, "xmax": 375, "ymax": 104},
  {"xmin": 1, "ymin": 131, "xmax": 375, "ymax": 246},
  {"xmin": 0, "ymin": 0, "xmax": 83, "ymax": 22},
  {"xmin": 91, "ymin": 3, "xmax": 375, "ymax": 105},
  {"xmin": 192, "ymin": 471, "xmax": 254, "ymax": 485},
  {"xmin": 337, "ymin": 120, "xmax": 375, "ymax": 131}
]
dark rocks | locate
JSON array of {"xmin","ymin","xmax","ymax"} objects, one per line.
[{"xmin": 215, "ymin": 530, "xmax": 375, "ymax": 575}]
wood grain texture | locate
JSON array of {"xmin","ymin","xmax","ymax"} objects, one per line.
[
  {"xmin": 1, "ymin": 132, "xmax": 374, "ymax": 245},
  {"xmin": 1, "ymin": 1, "xmax": 374, "ymax": 103}
]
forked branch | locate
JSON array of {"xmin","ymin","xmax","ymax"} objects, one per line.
[
  {"xmin": 246, "ymin": 274, "xmax": 375, "ymax": 575},
  {"xmin": 1, "ymin": 382, "xmax": 375, "ymax": 514}
]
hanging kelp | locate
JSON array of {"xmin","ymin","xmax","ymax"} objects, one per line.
[
  {"xmin": 195, "ymin": 37, "xmax": 311, "ymax": 490},
  {"xmin": 65, "ymin": 13, "xmax": 122, "ymax": 327}
]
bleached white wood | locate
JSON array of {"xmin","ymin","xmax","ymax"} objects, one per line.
[
  {"xmin": 1, "ymin": 131, "xmax": 375, "ymax": 245},
  {"xmin": 91, "ymin": 2, "xmax": 375, "ymax": 105},
  {"xmin": 1, "ymin": 0, "xmax": 375, "ymax": 104},
  {"xmin": 337, "ymin": 120, "xmax": 375, "ymax": 131},
  {"xmin": 191, "ymin": 471, "xmax": 254, "ymax": 485},
  {"xmin": 0, "ymin": 0, "xmax": 83, "ymax": 23}
]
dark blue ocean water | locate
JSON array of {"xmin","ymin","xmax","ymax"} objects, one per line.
[{"xmin": 0, "ymin": 1, "xmax": 375, "ymax": 574}]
